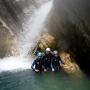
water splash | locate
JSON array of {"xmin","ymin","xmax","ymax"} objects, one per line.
[
  {"xmin": 18, "ymin": 1, "xmax": 53, "ymax": 56},
  {"xmin": 0, "ymin": 57, "xmax": 32, "ymax": 73}
]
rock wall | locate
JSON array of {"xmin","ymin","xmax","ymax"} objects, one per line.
[
  {"xmin": 0, "ymin": 0, "xmax": 48, "ymax": 57},
  {"xmin": 0, "ymin": 0, "xmax": 48, "ymax": 34},
  {"xmin": 48, "ymin": 0, "xmax": 90, "ymax": 74}
]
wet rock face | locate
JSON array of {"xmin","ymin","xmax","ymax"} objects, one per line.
[
  {"xmin": 48, "ymin": 0, "xmax": 90, "ymax": 74},
  {"xmin": 0, "ymin": 0, "xmax": 23, "ymax": 33},
  {"xmin": 0, "ymin": 22, "xmax": 19, "ymax": 58},
  {"xmin": 0, "ymin": 0, "xmax": 47, "ymax": 57},
  {"xmin": 0, "ymin": 0, "xmax": 48, "ymax": 34},
  {"xmin": 0, "ymin": 0, "xmax": 49, "ymax": 57}
]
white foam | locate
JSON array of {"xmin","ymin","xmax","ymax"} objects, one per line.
[{"xmin": 0, "ymin": 57, "xmax": 33, "ymax": 73}]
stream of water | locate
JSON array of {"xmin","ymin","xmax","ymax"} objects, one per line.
[
  {"xmin": 0, "ymin": 1, "xmax": 53, "ymax": 73},
  {"xmin": 18, "ymin": 1, "xmax": 53, "ymax": 56}
]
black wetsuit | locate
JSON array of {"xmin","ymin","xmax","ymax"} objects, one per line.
[
  {"xmin": 52, "ymin": 56, "xmax": 63, "ymax": 70},
  {"xmin": 42, "ymin": 53, "xmax": 53, "ymax": 69},
  {"xmin": 31, "ymin": 58, "xmax": 42, "ymax": 72}
]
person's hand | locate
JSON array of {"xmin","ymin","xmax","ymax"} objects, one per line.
[
  {"xmin": 35, "ymin": 69, "xmax": 39, "ymax": 72},
  {"xmin": 52, "ymin": 68, "xmax": 55, "ymax": 72},
  {"xmin": 60, "ymin": 64, "xmax": 63, "ymax": 67},
  {"xmin": 44, "ymin": 69, "xmax": 47, "ymax": 72},
  {"xmin": 60, "ymin": 64, "xmax": 64, "ymax": 69}
]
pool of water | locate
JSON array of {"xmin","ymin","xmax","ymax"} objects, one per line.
[{"xmin": 0, "ymin": 70, "xmax": 90, "ymax": 90}]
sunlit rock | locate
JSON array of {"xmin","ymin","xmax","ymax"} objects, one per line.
[{"xmin": 39, "ymin": 33, "xmax": 56, "ymax": 50}]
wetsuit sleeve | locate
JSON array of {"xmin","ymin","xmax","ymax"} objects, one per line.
[
  {"xmin": 59, "ymin": 57, "xmax": 64, "ymax": 64},
  {"xmin": 51, "ymin": 57, "xmax": 54, "ymax": 68},
  {"xmin": 31, "ymin": 60, "xmax": 35, "ymax": 69}
]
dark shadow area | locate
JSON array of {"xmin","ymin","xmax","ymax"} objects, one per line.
[{"xmin": 48, "ymin": 0, "xmax": 90, "ymax": 75}]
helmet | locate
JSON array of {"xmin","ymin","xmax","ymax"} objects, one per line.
[
  {"xmin": 37, "ymin": 52, "xmax": 42, "ymax": 57},
  {"xmin": 46, "ymin": 48, "xmax": 51, "ymax": 52},
  {"xmin": 53, "ymin": 50, "xmax": 58, "ymax": 55}
]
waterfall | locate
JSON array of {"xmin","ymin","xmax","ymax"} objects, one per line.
[
  {"xmin": 18, "ymin": 1, "xmax": 53, "ymax": 56},
  {"xmin": 0, "ymin": 1, "xmax": 53, "ymax": 73}
]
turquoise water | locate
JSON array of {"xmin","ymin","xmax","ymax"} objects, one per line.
[{"xmin": 0, "ymin": 70, "xmax": 90, "ymax": 90}]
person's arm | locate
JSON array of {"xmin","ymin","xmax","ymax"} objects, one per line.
[
  {"xmin": 51, "ymin": 59, "xmax": 53, "ymax": 68},
  {"xmin": 31, "ymin": 60, "xmax": 35, "ymax": 70},
  {"xmin": 60, "ymin": 60, "xmax": 64, "ymax": 65},
  {"xmin": 51, "ymin": 57, "xmax": 55, "ymax": 71},
  {"xmin": 59, "ymin": 57, "xmax": 64, "ymax": 65},
  {"xmin": 51, "ymin": 57, "xmax": 54, "ymax": 68}
]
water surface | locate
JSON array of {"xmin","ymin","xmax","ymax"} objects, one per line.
[{"xmin": 0, "ymin": 70, "xmax": 90, "ymax": 90}]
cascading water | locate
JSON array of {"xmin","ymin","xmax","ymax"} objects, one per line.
[
  {"xmin": 18, "ymin": 1, "xmax": 53, "ymax": 56},
  {"xmin": 0, "ymin": 1, "xmax": 53, "ymax": 73}
]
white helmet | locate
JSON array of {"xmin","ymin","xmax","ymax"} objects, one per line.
[
  {"xmin": 37, "ymin": 52, "xmax": 42, "ymax": 57},
  {"xmin": 53, "ymin": 50, "xmax": 58, "ymax": 55},
  {"xmin": 46, "ymin": 48, "xmax": 51, "ymax": 52}
]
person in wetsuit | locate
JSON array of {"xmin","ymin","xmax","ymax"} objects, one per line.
[
  {"xmin": 51, "ymin": 50, "xmax": 64, "ymax": 72},
  {"xmin": 42, "ymin": 48, "xmax": 53, "ymax": 72},
  {"xmin": 31, "ymin": 52, "xmax": 43, "ymax": 72}
]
